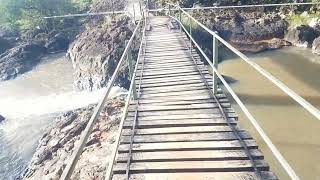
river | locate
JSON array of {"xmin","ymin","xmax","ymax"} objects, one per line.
[
  {"xmin": 0, "ymin": 53, "xmax": 109, "ymax": 179},
  {"xmin": 219, "ymin": 47, "xmax": 320, "ymax": 180}
]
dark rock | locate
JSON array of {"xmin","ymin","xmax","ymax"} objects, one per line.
[
  {"xmin": 45, "ymin": 33, "xmax": 70, "ymax": 53},
  {"xmin": 0, "ymin": 37, "xmax": 13, "ymax": 54},
  {"xmin": 231, "ymin": 38, "xmax": 291, "ymax": 53},
  {"xmin": 193, "ymin": 9, "xmax": 288, "ymax": 53},
  {"xmin": 0, "ymin": 42, "xmax": 46, "ymax": 81},
  {"xmin": 285, "ymin": 25, "xmax": 320, "ymax": 48},
  {"xmin": 0, "ymin": 27, "xmax": 19, "ymax": 38},
  {"xmin": 0, "ymin": 114, "xmax": 5, "ymax": 123},
  {"xmin": 312, "ymin": 37, "xmax": 320, "ymax": 55},
  {"xmin": 67, "ymin": 15, "xmax": 135, "ymax": 91}
]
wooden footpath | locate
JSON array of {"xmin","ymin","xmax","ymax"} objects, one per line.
[{"xmin": 110, "ymin": 16, "xmax": 277, "ymax": 180}]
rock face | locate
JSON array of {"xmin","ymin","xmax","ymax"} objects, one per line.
[
  {"xmin": 285, "ymin": 25, "xmax": 320, "ymax": 48},
  {"xmin": 0, "ymin": 114, "xmax": 5, "ymax": 123},
  {"xmin": 45, "ymin": 33, "xmax": 70, "ymax": 53},
  {"xmin": 312, "ymin": 37, "xmax": 320, "ymax": 55},
  {"xmin": 67, "ymin": 15, "xmax": 135, "ymax": 91},
  {"xmin": 0, "ymin": 28, "xmax": 18, "ymax": 54},
  {"xmin": 23, "ymin": 94, "xmax": 125, "ymax": 180},
  {"xmin": 194, "ymin": 8, "xmax": 290, "ymax": 53},
  {"xmin": 0, "ymin": 42, "xmax": 46, "ymax": 81},
  {"xmin": 0, "ymin": 37, "xmax": 13, "ymax": 54}
]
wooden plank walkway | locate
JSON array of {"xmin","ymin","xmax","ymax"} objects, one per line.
[{"xmin": 110, "ymin": 16, "xmax": 277, "ymax": 180}]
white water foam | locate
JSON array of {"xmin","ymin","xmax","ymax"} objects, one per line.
[{"xmin": 0, "ymin": 86, "xmax": 125, "ymax": 119}]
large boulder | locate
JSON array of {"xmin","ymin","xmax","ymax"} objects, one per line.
[
  {"xmin": 0, "ymin": 42, "xmax": 46, "ymax": 81},
  {"xmin": 312, "ymin": 37, "xmax": 320, "ymax": 55},
  {"xmin": 285, "ymin": 25, "xmax": 319, "ymax": 48},
  {"xmin": 67, "ymin": 15, "xmax": 135, "ymax": 91},
  {"xmin": 45, "ymin": 33, "xmax": 70, "ymax": 53}
]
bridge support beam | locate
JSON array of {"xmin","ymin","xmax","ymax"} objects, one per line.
[{"xmin": 212, "ymin": 35, "xmax": 218, "ymax": 94}]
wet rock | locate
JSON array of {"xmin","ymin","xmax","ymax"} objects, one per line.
[
  {"xmin": 23, "ymin": 94, "xmax": 126, "ymax": 180},
  {"xmin": 231, "ymin": 38, "xmax": 291, "ymax": 53},
  {"xmin": 285, "ymin": 25, "xmax": 320, "ymax": 48},
  {"xmin": 0, "ymin": 114, "xmax": 5, "ymax": 123},
  {"xmin": 312, "ymin": 37, "xmax": 320, "ymax": 55},
  {"xmin": 45, "ymin": 33, "xmax": 70, "ymax": 53},
  {"xmin": 0, "ymin": 42, "xmax": 46, "ymax": 81},
  {"xmin": 193, "ymin": 9, "xmax": 288, "ymax": 53},
  {"xmin": 67, "ymin": 15, "xmax": 135, "ymax": 91}
]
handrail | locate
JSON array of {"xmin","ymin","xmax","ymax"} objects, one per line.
[
  {"xmin": 104, "ymin": 19, "xmax": 147, "ymax": 180},
  {"xmin": 59, "ymin": 19, "xmax": 143, "ymax": 180},
  {"xmin": 166, "ymin": 4, "xmax": 311, "ymax": 180},
  {"xmin": 148, "ymin": 2, "xmax": 320, "ymax": 12},
  {"xmin": 168, "ymin": 3, "xmax": 320, "ymax": 121},
  {"xmin": 44, "ymin": 10, "xmax": 126, "ymax": 19}
]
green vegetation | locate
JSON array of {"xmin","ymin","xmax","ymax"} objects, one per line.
[
  {"xmin": 286, "ymin": 12, "xmax": 320, "ymax": 27},
  {"xmin": 0, "ymin": 0, "xmax": 91, "ymax": 32},
  {"xmin": 284, "ymin": 0, "xmax": 320, "ymax": 27}
]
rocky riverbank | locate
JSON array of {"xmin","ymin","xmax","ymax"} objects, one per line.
[
  {"xmin": 0, "ymin": 27, "xmax": 72, "ymax": 82},
  {"xmin": 23, "ymin": 94, "xmax": 125, "ymax": 180},
  {"xmin": 192, "ymin": 8, "xmax": 291, "ymax": 53},
  {"xmin": 285, "ymin": 18, "xmax": 320, "ymax": 55}
]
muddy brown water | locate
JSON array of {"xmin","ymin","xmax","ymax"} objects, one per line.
[{"xmin": 219, "ymin": 47, "xmax": 320, "ymax": 180}]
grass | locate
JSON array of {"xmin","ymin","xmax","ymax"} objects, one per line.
[{"xmin": 286, "ymin": 12, "xmax": 320, "ymax": 27}]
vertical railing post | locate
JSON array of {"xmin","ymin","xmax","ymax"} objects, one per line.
[
  {"xmin": 112, "ymin": 0, "xmax": 114, "ymax": 14},
  {"xmin": 189, "ymin": 16, "xmax": 192, "ymax": 53},
  {"xmin": 126, "ymin": 40, "xmax": 138, "ymax": 100},
  {"xmin": 168, "ymin": 4, "xmax": 171, "ymax": 16},
  {"xmin": 155, "ymin": 3, "xmax": 158, "ymax": 16},
  {"xmin": 133, "ymin": 4, "xmax": 136, "ymax": 23},
  {"xmin": 139, "ymin": 1, "xmax": 143, "ymax": 18},
  {"xmin": 179, "ymin": 7, "xmax": 182, "ymax": 32},
  {"xmin": 212, "ymin": 34, "xmax": 218, "ymax": 94}
]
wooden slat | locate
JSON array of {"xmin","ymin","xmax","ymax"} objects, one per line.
[
  {"xmin": 120, "ymin": 131, "xmax": 251, "ymax": 143},
  {"xmin": 132, "ymin": 98, "xmax": 230, "ymax": 106},
  {"xmin": 127, "ymin": 109, "xmax": 236, "ymax": 117},
  {"xmin": 113, "ymin": 160, "xmax": 269, "ymax": 173},
  {"xmin": 118, "ymin": 139, "xmax": 258, "ymax": 152},
  {"xmin": 137, "ymin": 75, "xmax": 211, "ymax": 85},
  {"xmin": 122, "ymin": 126, "xmax": 234, "ymax": 135},
  {"xmin": 137, "ymin": 79, "xmax": 212, "ymax": 88},
  {"xmin": 116, "ymin": 149, "xmax": 263, "ymax": 162},
  {"xmin": 123, "ymin": 118, "xmax": 237, "ymax": 129},
  {"xmin": 113, "ymin": 171, "xmax": 277, "ymax": 180},
  {"xmin": 128, "ymin": 103, "xmax": 230, "ymax": 112},
  {"xmin": 125, "ymin": 114, "xmax": 229, "ymax": 121}
]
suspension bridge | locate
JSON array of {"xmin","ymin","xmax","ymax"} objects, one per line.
[{"xmin": 50, "ymin": 2, "xmax": 320, "ymax": 180}]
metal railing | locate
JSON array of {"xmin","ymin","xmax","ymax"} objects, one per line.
[
  {"xmin": 104, "ymin": 14, "xmax": 147, "ymax": 180},
  {"xmin": 148, "ymin": 2, "xmax": 320, "ymax": 12},
  {"xmin": 59, "ymin": 18, "xmax": 145, "ymax": 180},
  {"xmin": 165, "ymin": 3, "xmax": 320, "ymax": 180}
]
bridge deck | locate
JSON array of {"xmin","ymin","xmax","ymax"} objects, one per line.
[{"xmin": 111, "ymin": 16, "xmax": 277, "ymax": 180}]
